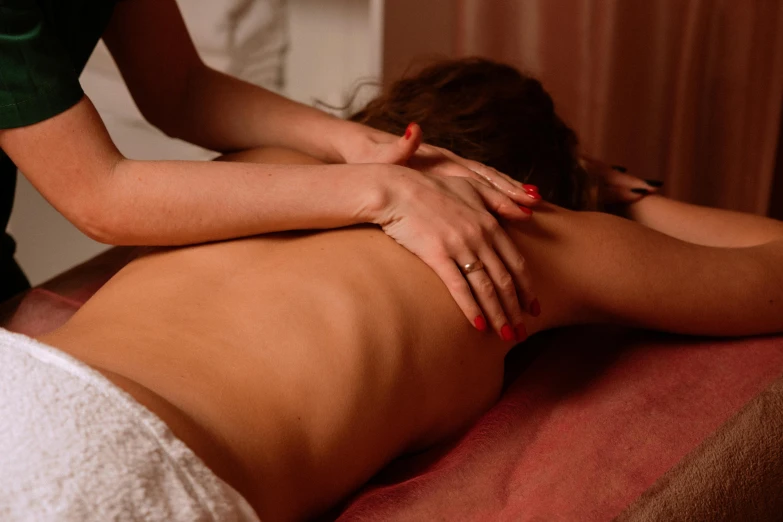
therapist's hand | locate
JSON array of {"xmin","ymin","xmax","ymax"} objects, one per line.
[
  {"xmin": 336, "ymin": 122, "xmax": 542, "ymax": 212},
  {"xmin": 372, "ymin": 162, "xmax": 538, "ymax": 342}
]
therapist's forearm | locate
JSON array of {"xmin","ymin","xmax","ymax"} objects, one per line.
[
  {"xmin": 160, "ymin": 64, "xmax": 365, "ymax": 163},
  {"xmin": 0, "ymin": 96, "xmax": 395, "ymax": 246},
  {"xmin": 84, "ymin": 158, "xmax": 391, "ymax": 245}
]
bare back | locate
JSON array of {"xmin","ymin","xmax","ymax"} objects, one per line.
[
  {"xmin": 38, "ymin": 150, "xmax": 783, "ymax": 521},
  {"xmin": 40, "ymin": 225, "xmax": 513, "ymax": 520}
]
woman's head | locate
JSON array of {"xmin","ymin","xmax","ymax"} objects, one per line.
[{"xmin": 350, "ymin": 57, "xmax": 594, "ymax": 210}]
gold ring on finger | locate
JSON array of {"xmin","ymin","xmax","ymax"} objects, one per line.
[{"xmin": 461, "ymin": 260, "xmax": 485, "ymax": 275}]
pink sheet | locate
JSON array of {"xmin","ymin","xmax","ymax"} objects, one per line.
[
  {"xmin": 333, "ymin": 328, "xmax": 783, "ymax": 521},
  {"xmin": 3, "ymin": 249, "xmax": 782, "ymax": 521}
]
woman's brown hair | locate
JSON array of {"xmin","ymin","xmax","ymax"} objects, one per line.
[{"xmin": 350, "ymin": 57, "xmax": 595, "ymax": 210}]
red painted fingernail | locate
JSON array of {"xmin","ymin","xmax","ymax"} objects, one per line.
[
  {"xmin": 515, "ymin": 323, "xmax": 528, "ymax": 341},
  {"xmin": 525, "ymin": 190, "xmax": 541, "ymax": 200},
  {"xmin": 530, "ymin": 298, "xmax": 541, "ymax": 317},
  {"xmin": 404, "ymin": 122, "xmax": 415, "ymax": 140},
  {"xmin": 500, "ymin": 324, "xmax": 515, "ymax": 342},
  {"xmin": 474, "ymin": 315, "xmax": 487, "ymax": 332},
  {"xmin": 517, "ymin": 205, "xmax": 533, "ymax": 215},
  {"xmin": 523, "ymin": 184, "xmax": 539, "ymax": 193}
]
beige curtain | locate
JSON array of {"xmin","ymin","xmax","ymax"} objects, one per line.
[{"xmin": 454, "ymin": 0, "xmax": 783, "ymax": 214}]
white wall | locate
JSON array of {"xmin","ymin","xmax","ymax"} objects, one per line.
[
  {"xmin": 8, "ymin": 0, "xmax": 383, "ymax": 285},
  {"xmin": 287, "ymin": 0, "xmax": 383, "ymax": 115}
]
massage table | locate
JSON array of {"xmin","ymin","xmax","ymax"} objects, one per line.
[{"xmin": 2, "ymin": 248, "xmax": 782, "ymax": 521}]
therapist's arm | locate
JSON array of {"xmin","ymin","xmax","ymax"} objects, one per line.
[
  {"xmin": 0, "ymin": 100, "xmax": 539, "ymax": 333},
  {"xmin": 101, "ymin": 0, "xmax": 538, "ymax": 204},
  {"xmin": 102, "ymin": 0, "xmax": 349, "ymax": 162},
  {"xmin": 0, "ymin": 98, "xmax": 391, "ymax": 245}
]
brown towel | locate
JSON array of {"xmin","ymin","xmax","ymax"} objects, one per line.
[{"xmin": 617, "ymin": 371, "xmax": 783, "ymax": 522}]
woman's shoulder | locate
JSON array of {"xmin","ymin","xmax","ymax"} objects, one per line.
[{"xmin": 508, "ymin": 202, "xmax": 783, "ymax": 338}]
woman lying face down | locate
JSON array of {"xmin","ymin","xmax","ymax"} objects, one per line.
[
  {"xmin": 350, "ymin": 57, "xmax": 596, "ymax": 212},
  {"xmin": 5, "ymin": 58, "xmax": 783, "ymax": 521}
]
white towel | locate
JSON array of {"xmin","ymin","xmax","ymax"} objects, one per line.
[{"xmin": 0, "ymin": 328, "xmax": 260, "ymax": 522}]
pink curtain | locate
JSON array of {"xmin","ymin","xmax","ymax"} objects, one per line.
[{"xmin": 454, "ymin": 0, "xmax": 783, "ymax": 214}]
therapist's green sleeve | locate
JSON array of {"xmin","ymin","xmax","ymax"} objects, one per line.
[{"xmin": 0, "ymin": 1, "xmax": 84, "ymax": 129}]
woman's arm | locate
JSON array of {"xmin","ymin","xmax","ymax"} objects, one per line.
[
  {"xmin": 580, "ymin": 157, "xmax": 782, "ymax": 247},
  {"xmin": 516, "ymin": 202, "xmax": 783, "ymax": 338},
  {"xmin": 627, "ymin": 194, "xmax": 783, "ymax": 247}
]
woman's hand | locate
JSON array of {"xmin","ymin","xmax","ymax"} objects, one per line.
[
  {"xmin": 580, "ymin": 156, "xmax": 663, "ymax": 209},
  {"xmin": 335, "ymin": 122, "xmax": 542, "ymax": 211},
  {"xmin": 372, "ymin": 163, "xmax": 538, "ymax": 341}
]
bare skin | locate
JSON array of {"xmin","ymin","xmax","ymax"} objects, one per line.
[
  {"xmin": 38, "ymin": 150, "xmax": 783, "ymax": 521},
  {"xmin": 0, "ymin": 0, "xmax": 541, "ymax": 335}
]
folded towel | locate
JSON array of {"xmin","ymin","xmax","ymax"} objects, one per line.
[
  {"xmin": 616, "ymin": 370, "xmax": 783, "ymax": 522},
  {"xmin": 0, "ymin": 328, "xmax": 259, "ymax": 522}
]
